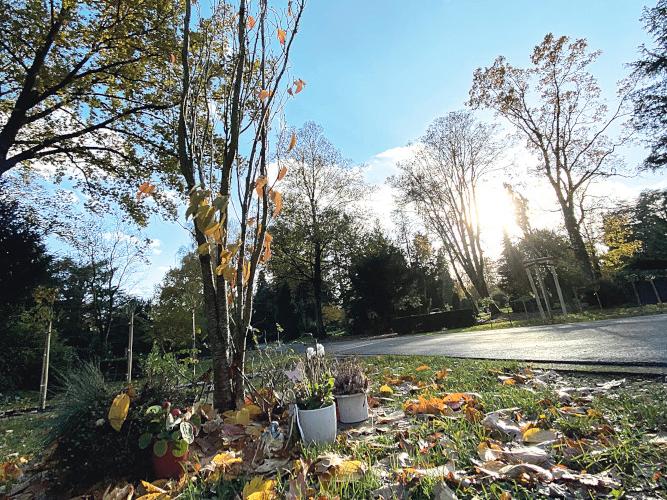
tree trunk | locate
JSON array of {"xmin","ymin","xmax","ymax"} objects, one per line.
[
  {"xmin": 560, "ymin": 201, "xmax": 596, "ymax": 280},
  {"xmin": 313, "ymin": 240, "xmax": 325, "ymax": 337}
]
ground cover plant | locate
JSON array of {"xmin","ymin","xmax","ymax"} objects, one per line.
[{"xmin": 2, "ymin": 353, "xmax": 666, "ymax": 499}]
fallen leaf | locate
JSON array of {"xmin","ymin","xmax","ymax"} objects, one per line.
[
  {"xmin": 415, "ymin": 364, "xmax": 431, "ymax": 372},
  {"xmin": 103, "ymin": 484, "xmax": 135, "ymax": 500},
  {"xmin": 522, "ymin": 428, "xmax": 558, "ymax": 444},
  {"xmin": 243, "ymin": 476, "xmax": 276, "ymax": 500},
  {"xmin": 379, "ymin": 385, "xmax": 394, "ymax": 396}
]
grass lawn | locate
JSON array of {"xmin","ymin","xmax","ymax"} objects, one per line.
[
  {"xmin": 445, "ymin": 304, "xmax": 666, "ymax": 334},
  {"xmin": 3, "ymin": 355, "xmax": 666, "ymax": 498}
]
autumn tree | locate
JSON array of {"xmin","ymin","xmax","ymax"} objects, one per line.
[
  {"xmin": 270, "ymin": 122, "xmax": 366, "ymax": 337},
  {"xmin": 392, "ymin": 110, "xmax": 500, "ymax": 301},
  {"xmin": 631, "ymin": 0, "xmax": 667, "ymax": 170},
  {"xmin": 469, "ymin": 34, "xmax": 631, "ymax": 280},
  {"xmin": 0, "ymin": 1, "xmax": 180, "ymax": 218},
  {"xmin": 172, "ymin": 0, "xmax": 306, "ymax": 410}
]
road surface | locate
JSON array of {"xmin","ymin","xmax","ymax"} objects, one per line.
[{"xmin": 324, "ymin": 314, "xmax": 667, "ymax": 366}]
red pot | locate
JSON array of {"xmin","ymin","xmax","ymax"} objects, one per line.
[{"xmin": 152, "ymin": 443, "xmax": 189, "ymax": 479}]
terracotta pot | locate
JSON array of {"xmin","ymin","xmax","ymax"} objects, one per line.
[{"xmin": 152, "ymin": 442, "xmax": 189, "ymax": 479}]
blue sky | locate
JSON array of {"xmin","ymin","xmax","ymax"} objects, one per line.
[{"xmin": 42, "ymin": 0, "xmax": 667, "ymax": 297}]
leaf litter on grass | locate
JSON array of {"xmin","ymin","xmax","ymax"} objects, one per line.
[{"xmin": 6, "ymin": 359, "xmax": 667, "ymax": 499}]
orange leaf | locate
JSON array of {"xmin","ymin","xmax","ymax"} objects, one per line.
[
  {"xmin": 294, "ymin": 78, "xmax": 305, "ymax": 94},
  {"xmin": 136, "ymin": 182, "xmax": 156, "ymax": 201},
  {"xmin": 435, "ymin": 369, "xmax": 450, "ymax": 380},
  {"xmin": 169, "ymin": 53, "xmax": 177, "ymax": 64},
  {"xmin": 270, "ymin": 190, "xmax": 282, "ymax": 218},
  {"xmin": 242, "ymin": 259, "xmax": 251, "ymax": 285},
  {"xmin": 287, "ymin": 132, "xmax": 297, "ymax": 152},
  {"xmin": 277, "ymin": 166, "xmax": 288, "ymax": 181},
  {"xmin": 258, "ymin": 89, "xmax": 272, "ymax": 101},
  {"xmin": 415, "ymin": 364, "xmax": 430, "ymax": 372},
  {"xmin": 247, "ymin": 15, "xmax": 256, "ymax": 29},
  {"xmin": 277, "ymin": 28, "xmax": 286, "ymax": 45},
  {"xmin": 261, "ymin": 231, "xmax": 273, "ymax": 263},
  {"xmin": 254, "ymin": 176, "xmax": 267, "ymax": 196}
]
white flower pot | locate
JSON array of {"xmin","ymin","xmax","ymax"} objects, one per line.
[
  {"xmin": 335, "ymin": 392, "xmax": 369, "ymax": 423},
  {"xmin": 297, "ymin": 403, "xmax": 337, "ymax": 444}
]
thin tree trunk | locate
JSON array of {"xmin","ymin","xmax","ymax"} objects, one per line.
[
  {"xmin": 192, "ymin": 308, "xmax": 197, "ymax": 377},
  {"xmin": 313, "ymin": 240, "xmax": 325, "ymax": 337}
]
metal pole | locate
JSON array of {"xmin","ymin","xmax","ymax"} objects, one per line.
[
  {"xmin": 39, "ymin": 319, "xmax": 52, "ymax": 410},
  {"xmin": 126, "ymin": 309, "xmax": 134, "ymax": 383},
  {"xmin": 649, "ymin": 278, "xmax": 663, "ymax": 306},
  {"xmin": 548, "ymin": 265, "xmax": 567, "ymax": 315},
  {"xmin": 536, "ymin": 267, "xmax": 552, "ymax": 320},
  {"xmin": 525, "ymin": 266, "xmax": 546, "ymax": 320}
]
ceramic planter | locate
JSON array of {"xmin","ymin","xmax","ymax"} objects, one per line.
[
  {"xmin": 152, "ymin": 442, "xmax": 189, "ymax": 479},
  {"xmin": 335, "ymin": 392, "xmax": 368, "ymax": 423},
  {"xmin": 297, "ymin": 402, "xmax": 337, "ymax": 444}
]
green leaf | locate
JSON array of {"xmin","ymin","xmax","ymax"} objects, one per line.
[
  {"xmin": 145, "ymin": 405, "xmax": 162, "ymax": 415},
  {"xmin": 197, "ymin": 243, "xmax": 209, "ymax": 255},
  {"xmin": 138, "ymin": 432, "xmax": 152, "ymax": 449},
  {"xmin": 171, "ymin": 439, "xmax": 188, "ymax": 458},
  {"xmin": 153, "ymin": 439, "xmax": 168, "ymax": 457}
]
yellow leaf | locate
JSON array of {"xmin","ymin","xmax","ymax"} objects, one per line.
[
  {"xmin": 415, "ymin": 364, "xmax": 431, "ymax": 372},
  {"xmin": 523, "ymin": 428, "xmax": 558, "ymax": 443},
  {"xmin": 241, "ymin": 403, "xmax": 263, "ymax": 417},
  {"xmin": 136, "ymin": 494, "xmax": 170, "ymax": 500},
  {"xmin": 242, "ymin": 259, "xmax": 251, "ymax": 285},
  {"xmin": 332, "ymin": 460, "xmax": 365, "ymax": 482},
  {"xmin": 108, "ymin": 393, "xmax": 130, "ymax": 432},
  {"xmin": 247, "ymin": 15, "xmax": 256, "ymax": 29},
  {"xmin": 276, "ymin": 28, "xmax": 286, "ymax": 46},
  {"xmin": 243, "ymin": 476, "xmax": 275, "ymax": 500},
  {"xmin": 212, "ymin": 452, "xmax": 243, "ymax": 468},
  {"xmin": 277, "ymin": 165, "xmax": 288, "ymax": 181},
  {"xmin": 270, "ymin": 190, "xmax": 282, "ymax": 217},
  {"xmin": 435, "ymin": 369, "xmax": 450, "ymax": 380},
  {"xmin": 379, "ymin": 385, "xmax": 393, "ymax": 396},
  {"xmin": 140, "ymin": 480, "xmax": 167, "ymax": 494},
  {"xmin": 287, "ymin": 132, "xmax": 297, "ymax": 152},
  {"xmin": 254, "ymin": 176, "xmax": 267, "ymax": 196},
  {"xmin": 503, "ymin": 378, "xmax": 517, "ymax": 385}
]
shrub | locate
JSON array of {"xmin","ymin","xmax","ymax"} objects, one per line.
[
  {"xmin": 333, "ymin": 358, "xmax": 369, "ymax": 395},
  {"xmin": 47, "ymin": 362, "xmax": 194, "ymax": 492}
]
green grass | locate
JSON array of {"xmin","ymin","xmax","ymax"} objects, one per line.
[
  {"xmin": 4, "ymin": 354, "xmax": 666, "ymax": 498},
  {"xmin": 444, "ymin": 304, "xmax": 666, "ymax": 334}
]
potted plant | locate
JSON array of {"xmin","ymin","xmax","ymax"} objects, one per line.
[
  {"xmin": 138, "ymin": 401, "xmax": 199, "ymax": 478},
  {"xmin": 333, "ymin": 358, "xmax": 369, "ymax": 423},
  {"xmin": 289, "ymin": 344, "xmax": 337, "ymax": 444}
]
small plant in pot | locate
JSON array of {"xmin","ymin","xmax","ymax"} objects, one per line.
[
  {"xmin": 289, "ymin": 344, "xmax": 337, "ymax": 444},
  {"xmin": 333, "ymin": 358, "xmax": 369, "ymax": 423},
  {"xmin": 138, "ymin": 401, "xmax": 199, "ymax": 478}
]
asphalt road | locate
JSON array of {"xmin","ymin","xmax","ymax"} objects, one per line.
[{"xmin": 324, "ymin": 314, "xmax": 667, "ymax": 366}]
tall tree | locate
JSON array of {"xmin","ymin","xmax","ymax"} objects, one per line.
[
  {"xmin": 631, "ymin": 0, "xmax": 667, "ymax": 170},
  {"xmin": 503, "ymin": 183, "xmax": 532, "ymax": 237},
  {"xmin": 392, "ymin": 110, "xmax": 500, "ymax": 300},
  {"xmin": 173, "ymin": 0, "xmax": 306, "ymax": 410},
  {"xmin": 153, "ymin": 251, "xmax": 204, "ymax": 350},
  {"xmin": 470, "ymin": 34, "xmax": 631, "ymax": 280},
  {"xmin": 271, "ymin": 122, "xmax": 366, "ymax": 336},
  {"xmin": 0, "ymin": 0, "xmax": 179, "ymax": 214}
]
